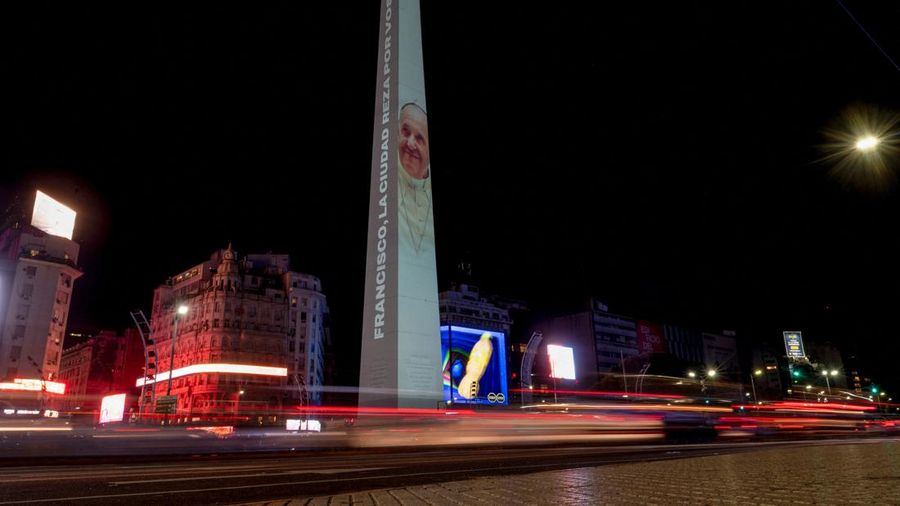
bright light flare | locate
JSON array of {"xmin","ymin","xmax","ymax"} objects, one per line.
[
  {"xmin": 855, "ymin": 135, "xmax": 879, "ymax": 151},
  {"xmin": 819, "ymin": 104, "xmax": 899, "ymax": 192}
]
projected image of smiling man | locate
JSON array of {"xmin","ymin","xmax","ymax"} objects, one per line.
[
  {"xmin": 399, "ymin": 103, "xmax": 430, "ymax": 179},
  {"xmin": 397, "ymin": 103, "xmax": 434, "ymax": 256}
]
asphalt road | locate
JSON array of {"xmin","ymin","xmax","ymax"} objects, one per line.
[{"xmin": 0, "ymin": 437, "xmax": 895, "ymax": 505}]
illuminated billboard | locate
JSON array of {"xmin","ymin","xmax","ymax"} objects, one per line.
[
  {"xmin": 441, "ymin": 326, "xmax": 508, "ymax": 405},
  {"xmin": 636, "ymin": 321, "xmax": 666, "ymax": 355},
  {"xmin": 136, "ymin": 363, "xmax": 287, "ymax": 387},
  {"xmin": 31, "ymin": 190, "xmax": 76, "ymax": 240},
  {"xmin": 359, "ymin": 0, "xmax": 442, "ymax": 408},
  {"xmin": 547, "ymin": 345, "xmax": 576, "ymax": 380},
  {"xmin": 99, "ymin": 393, "xmax": 127, "ymax": 424},
  {"xmin": 0, "ymin": 378, "xmax": 66, "ymax": 395},
  {"xmin": 783, "ymin": 331, "xmax": 806, "ymax": 359},
  {"xmin": 287, "ymin": 419, "xmax": 321, "ymax": 432}
]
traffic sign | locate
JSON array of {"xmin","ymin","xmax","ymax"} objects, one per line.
[{"xmin": 156, "ymin": 395, "xmax": 177, "ymax": 405}]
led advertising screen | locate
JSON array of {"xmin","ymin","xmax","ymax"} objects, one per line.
[
  {"xmin": 441, "ymin": 326, "xmax": 508, "ymax": 405},
  {"xmin": 783, "ymin": 331, "xmax": 806, "ymax": 359},
  {"xmin": 547, "ymin": 345, "xmax": 576, "ymax": 380},
  {"xmin": 99, "ymin": 393, "xmax": 127, "ymax": 424},
  {"xmin": 31, "ymin": 190, "xmax": 76, "ymax": 240}
]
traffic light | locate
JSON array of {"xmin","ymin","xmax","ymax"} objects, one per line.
[
  {"xmin": 792, "ymin": 370, "xmax": 801, "ymax": 378},
  {"xmin": 871, "ymin": 386, "xmax": 879, "ymax": 394}
]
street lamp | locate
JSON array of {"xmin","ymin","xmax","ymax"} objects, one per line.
[
  {"xmin": 164, "ymin": 303, "xmax": 189, "ymax": 423},
  {"xmin": 706, "ymin": 369, "xmax": 717, "ymax": 378},
  {"xmin": 750, "ymin": 369, "xmax": 763, "ymax": 404},
  {"xmin": 821, "ymin": 370, "xmax": 833, "ymax": 395},
  {"xmin": 687, "ymin": 371, "xmax": 697, "ymax": 378}
]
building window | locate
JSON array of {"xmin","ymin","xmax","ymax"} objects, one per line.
[
  {"xmin": 20, "ymin": 284, "xmax": 33, "ymax": 300},
  {"xmin": 291, "ymin": 297, "xmax": 298, "ymax": 307},
  {"xmin": 213, "ymin": 319, "xmax": 219, "ymax": 328},
  {"xmin": 13, "ymin": 325, "xmax": 25, "ymax": 340},
  {"xmin": 25, "ymin": 266, "xmax": 37, "ymax": 279},
  {"xmin": 300, "ymin": 312, "xmax": 307, "ymax": 323},
  {"xmin": 9, "ymin": 346, "xmax": 22, "ymax": 362}
]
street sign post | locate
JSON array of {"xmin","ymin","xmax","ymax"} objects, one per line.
[{"xmin": 155, "ymin": 395, "xmax": 177, "ymax": 414}]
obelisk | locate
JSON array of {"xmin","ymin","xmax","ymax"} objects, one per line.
[{"xmin": 359, "ymin": 0, "xmax": 442, "ymax": 409}]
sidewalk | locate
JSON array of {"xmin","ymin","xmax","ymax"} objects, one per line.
[{"xmin": 244, "ymin": 440, "xmax": 900, "ymax": 505}]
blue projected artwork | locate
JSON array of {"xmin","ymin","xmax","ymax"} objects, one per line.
[{"xmin": 441, "ymin": 326, "xmax": 508, "ymax": 405}]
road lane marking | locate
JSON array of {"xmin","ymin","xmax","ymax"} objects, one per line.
[{"xmin": 109, "ymin": 467, "xmax": 391, "ymax": 485}]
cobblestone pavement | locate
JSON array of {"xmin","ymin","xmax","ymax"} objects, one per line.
[{"xmin": 244, "ymin": 440, "xmax": 900, "ymax": 505}]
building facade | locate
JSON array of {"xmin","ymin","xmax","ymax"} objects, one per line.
[
  {"xmin": 590, "ymin": 300, "xmax": 639, "ymax": 373},
  {"xmin": 144, "ymin": 247, "xmax": 328, "ymax": 421},
  {"xmin": 439, "ymin": 283, "xmax": 511, "ymax": 334},
  {"xmin": 58, "ymin": 329, "xmax": 145, "ymax": 412},
  {"xmin": 0, "ymin": 224, "xmax": 81, "ymax": 390},
  {"xmin": 701, "ymin": 330, "xmax": 741, "ymax": 379},
  {"xmin": 663, "ymin": 325, "xmax": 704, "ymax": 364}
]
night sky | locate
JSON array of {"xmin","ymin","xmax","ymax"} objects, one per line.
[{"xmin": 4, "ymin": 2, "xmax": 899, "ymax": 390}]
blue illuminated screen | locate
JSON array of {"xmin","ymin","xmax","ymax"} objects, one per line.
[{"xmin": 441, "ymin": 325, "xmax": 508, "ymax": 405}]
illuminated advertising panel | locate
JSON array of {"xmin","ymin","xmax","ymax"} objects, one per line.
[
  {"xmin": 99, "ymin": 393, "xmax": 127, "ymax": 424},
  {"xmin": 0, "ymin": 378, "xmax": 66, "ymax": 395},
  {"xmin": 547, "ymin": 345, "xmax": 576, "ymax": 380},
  {"xmin": 359, "ymin": 0, "xmax": 442, "ymax": 408},
  {"xmin": 636, "ymin": 321, "xmax": 666, "ymax": 355},
  {"xmin": 441, "ymin": 326, "xmax": 508, "ymax": 405},
  {"xmin": 135, "ymin": 363, "xmax": 287, "ymax": 387},
  {"xmin": 31, "ymin": 190, "xmax": 76, "ymax": 240},
  {"xmin": 783, "ymin": 331, "xmax": 806, "ymax": 359},
  {"xmin": 286, "ymin": 419, "xmax": 321, "ymax": 432}
]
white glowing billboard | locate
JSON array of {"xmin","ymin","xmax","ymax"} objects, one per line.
[
  {"xmin": 0, "ymin": 378, "xmax": 66, "ymax": 395},
  {"xmin": 99, "ymin": 393, "xmax": 127, "ymax": 424},
  {"xmin": 286, "ymin": 419, "xmax": 321, "ymax": 432},
  {"xmin": 547, "ymin": 345, "xmax": 576, "ymax": 380},
  {"xmin": 31, "ymin": 190, "xmax": 76, "ymax": 240},
  {"xmin": 135, "ymin": 363, "xmax": 287, "ymax": 387}
]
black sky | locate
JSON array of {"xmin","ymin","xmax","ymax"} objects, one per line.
[{"xmin": 4, "ymin": 2, "xmax": 899, "ymax": 390}]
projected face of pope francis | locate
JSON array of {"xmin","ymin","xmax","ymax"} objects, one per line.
[{"xmin": 398, "ymin": 103, "xmax": 430, "ymax": 180}]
